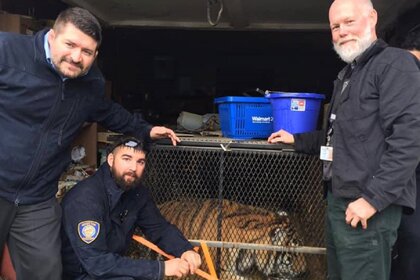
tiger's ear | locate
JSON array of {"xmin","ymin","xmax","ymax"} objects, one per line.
[
  {"xmin": 276, "ymin": 210, "xmax": 291, "ymax": 226},
  {"xmin": 277, "ymin": 210, "xmax": 288, "ymax": 217}
]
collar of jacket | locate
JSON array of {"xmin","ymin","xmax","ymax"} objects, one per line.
[
  {"xmin": 98, "ymin": 162, "xmax": 144, "ymax": 211},
  {"xmin": 33, "ymin": 28, "xmax": 103, "ymax": 82},
  {"xmin": 98, "ymin": 163, "xmax": 125, "ymax": 211},
  {"xmin": 337, "ymin": 39, "xmax": 388, "ymax": 81}
]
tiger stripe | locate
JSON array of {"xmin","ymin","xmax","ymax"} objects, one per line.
[{"xmin": 159, "ymin": 199, "xmax": 307, "ymax": 279}]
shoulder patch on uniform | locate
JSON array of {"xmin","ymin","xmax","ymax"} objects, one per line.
[{"xmin": 78, "ymin": 220, "xmax": 100, "ymax": 244}]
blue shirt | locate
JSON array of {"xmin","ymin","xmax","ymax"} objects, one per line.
[{"xmin": 44, "ymin": 31, "xmax": 67, "ymax": 80}]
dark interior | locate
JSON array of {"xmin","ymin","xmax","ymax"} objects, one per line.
[{"xmin": 1, "ymin": 0, "xmax": 419, "ymax": 126}]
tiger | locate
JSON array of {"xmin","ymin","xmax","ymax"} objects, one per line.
[{"xmin": 158, "ymin": 199, "xmax": 307, "ymax": 280}]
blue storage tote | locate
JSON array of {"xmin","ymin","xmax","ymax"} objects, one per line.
[
  {"xmin": 214, "ymin": 96, "xmax": 273, "ymax": 139},
  {"xmin": 265, "ymin": 92, "xmax": 325, "ymax": 134}
]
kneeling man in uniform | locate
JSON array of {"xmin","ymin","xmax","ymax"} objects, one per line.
[{"xmin": 61, "ymin": 137, "xmax": 201, "ymax": 279}]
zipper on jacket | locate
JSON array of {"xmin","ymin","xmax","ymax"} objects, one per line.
[
  {"xmin": 58, "ymin": 87, "xmax": 79, "ymax": 146},
  {"xmin": 61, "ymin": 81, "xmax": 65, "ymax": 100},
  {"xmin": 14, "ymin": 80, "xmax": 65, "ymax": 202}
]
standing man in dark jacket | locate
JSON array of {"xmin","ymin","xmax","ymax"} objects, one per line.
[
  {"xmin": 268, "ymin": 0, "xmax": 420, "ymax": 279},
  {"xmin": 390, "ymin": 23, "xmax": 420, "ymax": 280},
  {"xmin": 61, "ymin": 137, "xmax": 201, "ymax": 280},
  {"xmin": 0, "ymin": 7, "xmax": 179, "ymax": 280}
]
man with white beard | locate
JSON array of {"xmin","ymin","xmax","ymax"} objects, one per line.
[{"xmin": 267, "ymin": 0, "xmax": 420, "ymax": 279}]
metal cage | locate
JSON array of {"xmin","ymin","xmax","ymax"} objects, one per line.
[{"xmin": 129, "ymin": 137, "xmax": 326, "ymax": 280}]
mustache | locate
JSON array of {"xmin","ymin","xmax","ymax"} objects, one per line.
[
  {"xmin": 61, "ymin": 57, "xmax": 83, "ymax": 70},
  {"xmin": 337, "ymin": 37, "xmax": 358, "ymax": 46},
  {"xmin": 123, "ymin": 171, "xmax": 137, "ymax": 179}
]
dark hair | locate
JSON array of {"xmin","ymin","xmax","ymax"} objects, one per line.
[
  {"xmin": 54, "ymin": 7, "xmax": 102, "ymax": 46},
  {"xmin": 401, "ymin": 24, "xmax": 420, "ymax": 51},
  {"xmin": 107, "ymin": 136, "xmax": 149, "ymax": 155}
]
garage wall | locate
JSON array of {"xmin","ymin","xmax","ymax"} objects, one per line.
[{"xmin": 98, "ymin": 28, "xmax": 342, "ymax": 124}]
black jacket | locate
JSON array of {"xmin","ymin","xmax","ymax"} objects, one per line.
[
  {"xmin": 0, "ymin": 30, "xmax": 152, "ymax": 205},
  {"xmin": 295, "ymin": 40, "xmax": 420, "ymax": 212},
  {"xmin": 61, "ymin": 163, "xmax": 193, "ymax": 280}
]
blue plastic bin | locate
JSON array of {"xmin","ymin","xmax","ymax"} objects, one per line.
[
  {"xmin": 265, "ymin": 92, "xmax": 325, "ymax": 134},
  {"xmin": 214, "ymin": 96, "xmax": 273, "ymax": 139}
]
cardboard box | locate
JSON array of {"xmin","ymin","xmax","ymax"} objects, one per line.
[
  {"xmin": 72, "ymin": 123, "xmax": 98, "ymax": 167},
  {"xmin": 97, "ymin": 131, "xmax": 122, "ymax": 144},
  {"xmin": 0, "ymin": 12, "xmax": 52, "ymax": 34}
]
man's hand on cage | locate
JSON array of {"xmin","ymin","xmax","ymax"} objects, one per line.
[
  {"xmin": 150, "ymin": 126, "xmax": 181, "ymax": 146},
  {"xmin": 267, "ymin": 129, "xmax": 295, "ymax": 144}
]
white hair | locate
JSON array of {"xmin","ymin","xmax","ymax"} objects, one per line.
[{"xmin": 362, "ymin": 0, "xmax": 374, "ymax": 16}]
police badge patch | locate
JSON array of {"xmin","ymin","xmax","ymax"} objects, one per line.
[{"xmin": 78, "ymin": 221, "xmax": 100, "ymax": 244}]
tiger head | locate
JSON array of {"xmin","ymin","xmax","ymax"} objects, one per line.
[
  {"xmin": 233, "ymin": 211, "xmax": 307, "ymax": 279},
  {"xmin": 158, "ymin": 199, "xmax": 308, "ymax": 279}
]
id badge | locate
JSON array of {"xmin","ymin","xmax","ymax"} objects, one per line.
[{"xmin": 320, "ymin": 146, "xmax": 333, "ymax": 161}]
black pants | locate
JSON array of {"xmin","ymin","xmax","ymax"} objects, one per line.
[
  {"xmin": 326, "ymin": 191, "xmax": 402, "ymax": 280},
  {"xmin": 1, "ymin": 197, "xmax": 62, "ymax": 280}
]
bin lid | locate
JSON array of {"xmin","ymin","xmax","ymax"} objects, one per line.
[
  {"xmin": 265, "ymin": 92, "xmax": 325, "ymax": 100},
  {"xmin": 214, "ymin": 96, "xmax": 270, "ymax": 104}
]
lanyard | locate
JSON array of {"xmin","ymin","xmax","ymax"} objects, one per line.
[{"xmin": 326, "ymin": 64, "xmax": 354, "ymax": 146}]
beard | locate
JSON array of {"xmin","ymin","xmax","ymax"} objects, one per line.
[
  {"xmin": 52, "ymin": 56, "xmax": 87, "ymax": 79},
  {"xmin": 111, "ymin": 165, "xmax": 142, "ymax": 191},
  {"xmin": 333, "ymin": 24, "xmax": 374, "ymax": 63}
]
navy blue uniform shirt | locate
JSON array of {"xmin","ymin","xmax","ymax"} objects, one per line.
[{"xmin": 61, "ymin": 163, "xmax": 193, "ymax": 280}]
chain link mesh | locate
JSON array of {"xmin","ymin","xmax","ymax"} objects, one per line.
[{"xmin": 128, "ymin": 138, "xmax": 326, "ymax": 279}]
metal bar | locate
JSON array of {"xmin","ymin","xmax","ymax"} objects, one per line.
[
  {"xmin": 189, "ymin": 240, "xmax": 326, "ymax": 255},
  {"xmin": 215, "ymin": 152, "xmax": 225, "ymax": 275}
]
